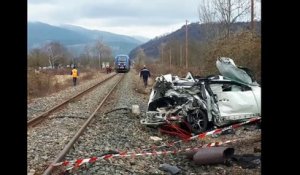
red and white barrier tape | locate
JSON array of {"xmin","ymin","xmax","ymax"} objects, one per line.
[
  {"xmin": 144, "ymin": 116, "xmax": 261, "ymax": 151},
  {"xmin": 52, "ymin": 138, "xmax": 240, "ymax": 170},
  {"xmin": 191, "ymin": 116, "xmax": 261, "ymax": 140},
  {"xmin": 50, "ymin": 117, "xmax": 261, "ymax": 170}
]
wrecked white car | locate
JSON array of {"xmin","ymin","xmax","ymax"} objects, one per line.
[{"xmin": 140, "ymin": 57, "xmax": 261, "ymax": 134}]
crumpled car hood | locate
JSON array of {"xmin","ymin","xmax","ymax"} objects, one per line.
[{"xmin": 216, "ymin": 57, "xmax": 258, "ymax": 85}]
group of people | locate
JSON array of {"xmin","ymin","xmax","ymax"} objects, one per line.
[{"xmin": 70, "ymin": 65, "xmax": 151, "ymax": 88}]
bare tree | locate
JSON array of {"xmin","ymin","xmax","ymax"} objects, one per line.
[
  {"xmin": 92, "ymin": 38, "xmax": 105, "ymax": 69},
  {"xmin": 100, "ymin": 45, "xmax": 113, "ymax": 62},
  {"xmin": 135, "ymin": 48, "xmax": 146, "ymax": 67},
  {"xmin": 198, "ymin": 0, "xmax": 216, "ymax": 24},
  {"xmin": 198, "ymin": 0, "xmax": 219, "ymax": 40},
  {"xmin": 198, "ymin": 0, "xmax": 251, "ymax": 38},
  {"xmin": 91, "ymin": 38, "xmax": 114, "ymax": 68},
  {"xmin": 28, "ymin": 48, "xmax": 48, "ymax": 68},
  {"xmin": 79, "ymin": 44, "xmax": 94, "ymax": 67},
  {"xmin": 159, "ymin": 43, "xmax": 166, "ymax": 65},
  {"xmin": 43, "ymin": 41, "xmax": 71, "ymax": 68},
  {"xmin": 83, "ymin": 44, "xmax": 93, "ymax": 59},
  {"xmin": 215, "ymin": 0, "xmax": 250, "ymax": 37}
]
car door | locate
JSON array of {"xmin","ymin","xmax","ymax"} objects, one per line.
[{"xmin": 209, "ymin": 82, "xmax": 260, "ymax": 120}]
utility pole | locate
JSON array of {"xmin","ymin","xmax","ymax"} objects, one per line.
[
  {"xmin": 251, "ymin": 0, "xmax": 254, "ymax": 31},
  {"xmin": 185, "ymin": 20, "xmax": 188, "ymax": 69},
  {"xmin": 169, "ymin": 48, "xmax": 172, "ymax": 70},
  {"xmin": 161, "ymin": 46, "xmax": 164, "ymax": 65},
  {"xmin": 161, "ymin": 43, "xmax": 166, "ymax": 65},
  {"xmin": 98, "ymin": 53, "xmax": 101, "ymax": 69},
  {"xmin": 180, "ymin": 44, "xmax": 182, "ymax": 67}
]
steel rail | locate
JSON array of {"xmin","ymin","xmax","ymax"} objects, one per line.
[
  {"xmin": 42, "ymin": 74, "xmax": 125, "ymax": 175},
  {"xmin": 27, "ymin": 73, "xmax": 118, "ymax": 127}
]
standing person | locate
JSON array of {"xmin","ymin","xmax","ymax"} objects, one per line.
[
  {"xmin": 106, "ymin": 65, "xmax": 112, "ymax": 74},
  {"xmin": 106, "ymin": 65, "xmax": 109, "ymax": 74},
  {"xmin": 71, "ymin": 66, "xmax": 79, "ymax": 86},
  {"xmin": 140, "ymin": 65, "xmax": 151, "ymax": 88}
]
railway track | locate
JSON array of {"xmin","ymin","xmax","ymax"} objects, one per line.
[
  {"xmin": 27, "ymin": 73, "xmax": 118, "ymax": 127},
  {"xmin": 28, "ymin": 70, "xmax": 261, "ymax": 175},
  {"xmin": 43, "ymin": 70, "xmax": 171, "ymax": 175},
  {"xmin": 27, "ymin": 73, "xmax": 125, "ymax": 175}
]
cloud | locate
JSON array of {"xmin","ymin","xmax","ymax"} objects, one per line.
[
  {"xmin": 72, "ymin": 18, "xmax": 186, "ymax": 38},
  {"xmin": 28, "ymin": 0, "xmax": 260, "ymax": 38}
]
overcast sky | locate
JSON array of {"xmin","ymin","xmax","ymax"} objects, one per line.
[{"xmin": 28, "ymin": 0, "xmax": 261, "ymax": 39}]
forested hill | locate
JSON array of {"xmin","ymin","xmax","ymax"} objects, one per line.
[{"xmin": 129, "ymin": 21, "xmax": 261, "ymax": 59}]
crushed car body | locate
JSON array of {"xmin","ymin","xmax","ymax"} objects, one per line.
[{"xmin": 140, "ymin": 57, "xmax": 261, "ymax": 134}]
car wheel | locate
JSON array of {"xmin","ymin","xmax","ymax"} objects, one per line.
[{"xmin": 186, "ymin": 109, "xmax": 208, "ymax": 134}]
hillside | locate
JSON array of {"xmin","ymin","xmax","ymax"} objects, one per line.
[
  {"xmin": 28, "ymin": 22, "xmax": 144, "ymax": 56},
  {"xmin": 129, "ymin": 21, "xmax": 261, "ymax": 59},
  {"xmin": 28, "ymin": 22, "xmax": 90, "ymax": 48}
]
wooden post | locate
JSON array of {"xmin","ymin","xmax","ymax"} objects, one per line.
[{"xmin": 185, "ymin": 20, "xmax": 188, "ymax": 69}]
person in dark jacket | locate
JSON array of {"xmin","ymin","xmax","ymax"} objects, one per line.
[{"xmin": 140, "ymin": 65, "xmax": 151, "ymax": 88}]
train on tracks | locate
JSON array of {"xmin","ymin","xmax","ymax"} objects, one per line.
[{"xmin": 114, "ymin": 54, "xmax": 131, "ymax": 73}]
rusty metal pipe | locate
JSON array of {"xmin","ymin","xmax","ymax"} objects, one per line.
[
  {"xmin": 192, "ymin": 147, "xmax": 234, "ymax": 165},
  {"xmin": 184, "ymin": 149, "xmax": 198, "ymax": 160}
]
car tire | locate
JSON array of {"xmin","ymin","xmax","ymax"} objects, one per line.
[{"xmin": 186, "ymin": 109, "xmax": 208, "ymax": 134}]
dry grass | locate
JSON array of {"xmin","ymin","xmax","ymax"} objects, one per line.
[
  {"xmin": 206, "ymin": 31, "xmax": 261, "ymax": 83},
  {"xmin": 135, "ymin": 63, "xmax": 204, "ymax": 80},
  {"xmin": 131, "ymin": 69, "xmax": 154, "ymax": 95},
  {"xmin": 27, "ymin": 68, "xmax": 100, "ymax": 101},
  {"xmin": 28, "ymin": 70, "xmax": 52, "ymax": 98},
  {"xmin": 81, "ymin": 71, "xmax": 94, "ymax": 81}
]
